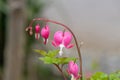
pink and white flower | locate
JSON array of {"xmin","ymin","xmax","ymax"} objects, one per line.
[
  {"xmin": 41, "ymin": 24, "xmax": 50, "ymax": 44},
  {"xmin": 35, "ymin": 24, "xmax": 40, "ymax": 40},
  {"xmin": 67, "ymin": 61, "xmax": 80, "ymax": 80},
  {"xmin": 52, "ymin": 31, "xmax": 74, "ymax": 56}
]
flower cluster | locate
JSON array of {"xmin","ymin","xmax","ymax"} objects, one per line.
[
  {"xmin": 26, "ymin": 24, "xmax": 74, "ymax": 56},
  {"xmin": 26, "ymin": 18, "xmax": 81, "ymax": 80},
  {"xmin": 26, "ymin": 24, "xmax": 50, "ymax": 45}
]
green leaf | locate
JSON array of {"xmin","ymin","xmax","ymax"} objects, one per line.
[
  {"xmin": 90, "ymin": 72, "xmax": 108, "ymax": 80},
  {"xmin": 39, "ymin": 57, "xmax": 53, "ymax": 64},
  {"xmin": 109, "ymin": 71, "xmax": 120, "ymax": 80},
  {"xmin": 39, "ymin": 57, "xmax": 59, "ymax": 64},
  {"xmin": 34, "ymin": 49, "xmax": 59, "ymax": 57},
  {"xmin": 33, "ymin": 49, "xmax": 47, "ymax": 56},
  {"xmin": 39, "ymin": 56, "xmax": 77, "ymax": 65},
  {"xmin": 57, "ymin": 57, "xmax": 77, "ymax": 64},
  {"xmin": 47, "ymin": 50, "xmax": 59, "ymax": 57}
]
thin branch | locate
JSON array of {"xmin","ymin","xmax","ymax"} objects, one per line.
[{"xmin": 54, "ymin": 64, "xmax": 67, "ymax": 80}]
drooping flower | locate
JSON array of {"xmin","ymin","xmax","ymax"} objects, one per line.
[
  {"xmin": 67, "ymin": 61, "xmax": 80, "ymax": 80},
  {"xmin": 41, "ymin": 24, "xmax": 50, "ymax": 44},
  {"xmin": 35, "ymin": 24, "xmax": 40, "ymax": 40},
  {"xmin": 52, "ymin": 31, "xmax": 74, "ymax": 56}
]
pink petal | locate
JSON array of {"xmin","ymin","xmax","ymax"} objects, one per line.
[
  {"xmin": 66, "ymin": 69, "xmax": 71, "ymax": 75},
  {"xmin": 35, "ymin": 24, "xmax": 40, "ymax": 33},
  {"xmin": 73, "ymin": 64, "xmax": 79, "ymax": 77},
  {"xmin": 41, "ymin": 24, "xmax": 50, "ymax": 39},
  {"xmin": 43, "ymin": 39, "xmax": 48, "ymax": 45},
  {"xmin": 68, "ymin": 61, "xmax": 79, "ymax": 78},
  {"xmin": 66, "ymin": 44, "xmax": 74, "ymax": 48},
  {"xmin": 52, "ymin": 41, "xmax": 58, "ymax": 47},
  {"xmin": 53, "ymin": 31, "xmax": 63, "ymax": 45},
  {"xmin": 63, "ymin": 32, "xmax": 72, "ymax": 47},
  {"xmin": 35, "ymin": 33, "xmax": 40, "ymax": 40}
]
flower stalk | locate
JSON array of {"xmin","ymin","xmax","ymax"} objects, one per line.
[
  {"xmin": 26, "ymin": 18, "xmax": 83, "ymax": 80},
  {"xmin": 54, "ymin": 64, "xmax": 67, "ymax": 80}
]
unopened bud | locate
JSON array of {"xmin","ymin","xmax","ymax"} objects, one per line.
[
  {"xmin": 25, "ymin": 27, "xmax": 29, "ymax": 31},
  {"xmin": 29, "ymin": 30, "xmax": 33, "ymax": 35}
]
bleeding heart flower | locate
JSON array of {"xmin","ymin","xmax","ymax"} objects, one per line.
[
  {"xmin": 52, "ymin": 31, "xmax": 74, "ymax": 56},
  {"xmin": 35, "ymin": 24, "xmax": 40, "ymax": 40},
  {"xmin": 67, "ymin": 61, "xmax": 81, "ymax": 80},
  {"xmin": 41, "ymin": 24, "xmax": 50, "ymax": 44}
]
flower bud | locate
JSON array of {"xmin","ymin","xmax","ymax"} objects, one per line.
[
  {"xmin": 41, "ymin": 24, "xmax": 50, "ymax": 44},
  {"xmin": 35, "ymin": 24, "xmax": 40, "ymax": 40}
]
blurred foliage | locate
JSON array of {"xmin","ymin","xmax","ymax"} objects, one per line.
[
  {"xmin": 26, "ymin": 0, "xmax": 44, "ymax": 20},
  {"xmin": 0, "ymin": 0, "xmax": 8, "ymax": 14},
  {"xmin": 109, "ymin": 71, "xmax": 120, "ymax": 80},
  {"xmin": 25, "ymin": 0, "xmax": 45, "ymax": 53},
  {"xmin": 90, "ymin": 72, "xmax": 108, "ymax": 80},
  {"xmin": 36, "ymin": 64, "xmax": 63, "ymax": 80},
  {"xmin": 88, "ymin": 71, "xmax": 120, "ymax": 80},
  {"xmin": 0, "ymin": 0, "xmax": 7, "ymax": 68}
]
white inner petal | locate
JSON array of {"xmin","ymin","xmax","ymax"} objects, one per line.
[
  {"xmin": 35, "ymin": 33, "xmax": 40, "ymax": 39},
  {"xmin": 59, "ymin": 44, "xmax": 64, "ymax": 56},
  {"xmin": 71, "ymin": 74, "xmax": 76, "ymax": 80},
  {"xmin": 43, "ymin": 38, "xmax": 48, "ymax": 44}
]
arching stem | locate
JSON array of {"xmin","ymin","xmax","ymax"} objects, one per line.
[{"xmin": 27, "ymin": 18, "xmax": 83, "ymax": 80}]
